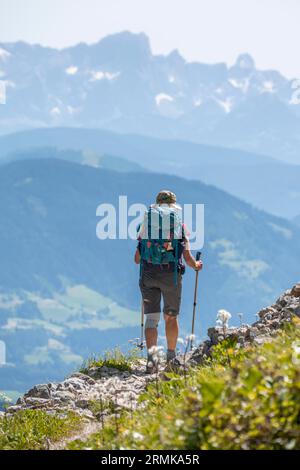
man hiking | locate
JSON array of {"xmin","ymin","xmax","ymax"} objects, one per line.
[{"xmin": 134, "ymin": 190, "xmax": 203, "ymax": 373}]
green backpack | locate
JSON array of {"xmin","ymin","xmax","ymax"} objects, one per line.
[{"xmin": 138, "ymin": 205, "xmax": 183, "ymax": 282}]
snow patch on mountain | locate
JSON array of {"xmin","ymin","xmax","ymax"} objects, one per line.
[
  {"xmin": 155, "ymin": 93, "xmax": 174, "ymax": 106},
  {"xmin": 67, "ymin": 105, "xmax": 80, "ymax": 115},
  {"xmin": 65, "ymin": 66, "xmax": 78, "ymax": 76},
  {"xmin": 89, "ymin": 71, "xmax": 120, "ymax": 82},
  {"xmin": 215, "ymin": 97, "xmax": 234, "ymax": 113},
  {"xmin": 194, "ymin": 98, "xmax": 202, "ymax": 107},
  {"xmin": 0, "ymin": 47, "xmax": 11, "ymax": 61},
  {"xmin": 268, "ymin": 222, "xmax": 293, "ymax": 240},
  {"xmin": 261, "ymin": 81, "xmax": 276, "ymax": 93},
  {"xmin": 3, "ymin": 80, "xmax": 15, "ymax": 89},
  {"xmin": 50, "ymin": 107, "xmax": 61, "ymax": 116},
  {"xmin": 228, "ymin": 77, "xmax": 250, "ymax": 93}
]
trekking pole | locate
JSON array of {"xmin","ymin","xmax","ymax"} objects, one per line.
[
  {"xmin": 138, "ymin": 300, "xmax": 145, "ymax": 350},
  {"xmin": 190, "ymin": 251, "xmax": 202, "ymax": 350}
]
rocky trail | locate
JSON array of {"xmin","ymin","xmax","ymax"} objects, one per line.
[
  {"xmin": 5, "ymin": 361, "xmax": 156, "ymax": 449},
  {"xmin": 3, "ymin": 282, "xmax": 300, "ymax": 449}
]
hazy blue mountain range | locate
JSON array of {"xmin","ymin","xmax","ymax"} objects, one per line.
[
  {"xmin": 1, "ymin": 127, "xmax": 300, "ymax": 219},
  {"xmin": 0, "ymin": 31, "xmax": 300, "ymax": 163},
  {"xmin": 0, "ymin": 146, "xmax": 145, "ymax": 172},
  {"xmin": 1, "ymin": 157, "xmax": 300, "ymax": 392},
  {"xmin": 293, "ymin": 214, "xmax": 300, "ymax": 227}
]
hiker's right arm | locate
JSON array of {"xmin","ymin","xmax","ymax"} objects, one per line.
[{"xmin": 134, "ymin": 248, "xmax": 140, "ymax": 264}]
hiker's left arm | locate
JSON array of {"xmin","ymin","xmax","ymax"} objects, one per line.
[{"xmin": 183, "ymin": 241, "xmax": 203, "ymax": 271}]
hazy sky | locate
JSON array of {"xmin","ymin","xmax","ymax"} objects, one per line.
[{"xmin": 1, "ymin": 0, "xmax": 299, "ymax": 78}]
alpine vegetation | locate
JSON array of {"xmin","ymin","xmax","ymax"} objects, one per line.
[{"xmin": 1, "ymin": 283, "xmax": 299, "ymax": 450}]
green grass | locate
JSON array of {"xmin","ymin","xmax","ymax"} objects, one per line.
[
  {"xmin": 69, "ymin": 320, "xmax": 300, "ymax": 450},
  {"xmin": 79, "ymin": 347, "xmax": 141, "ymax": 375},
  {"xmin": 87, "ymin": 398, "xmax": 116, "ymax": 416},
  {"xmin": 0, "ymin": 410, "xmax": 82, "ymax": 450}
]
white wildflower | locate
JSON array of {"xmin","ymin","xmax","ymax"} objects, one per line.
[
  {"xmin": 148, "ymin": 345, "xmax": 163, "ymax": 355},
  {"xmin": 175, "ymin": 419, "xmax": 184, "ymax": 427},
  {"xmin": 186, "ymin": 334, "xmax": 196, "ymax": 342},
  {"xmin": 132, "ymin": 432, "xmax": 144, "ymax": 441},
  {"xmin": 216, "ymin": 309, "xmax": 232, "ymax": 328},
  {"xmin": 157, "ymin": 348, "xmax": 165, "ymax": 358},
  {"xmin": 292, "ymin": 341, "xmax": 300, "ymax": 365}
]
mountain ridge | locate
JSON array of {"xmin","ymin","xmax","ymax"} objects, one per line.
[
  {"xmin": 1, "ymin": 128, "xmax": 299, "ymax": 219},
  {"xmin": 1, "ymin": 31, "xmax": 300, "ymax": 163}
]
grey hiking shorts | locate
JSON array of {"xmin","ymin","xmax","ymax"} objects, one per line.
[{"xmin": 139, "ymin": 262, "xmax": 182, "ymax": 317}]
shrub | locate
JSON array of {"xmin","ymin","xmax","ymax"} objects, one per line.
[
  {"xmin": 79, "ymin": 347, "xmax": 140, "ymax": 374},
  {"xmin": 0, "ymin": 410, "xmax": 81, "ymax": 450}
]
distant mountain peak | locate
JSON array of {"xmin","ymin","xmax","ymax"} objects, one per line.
[
  {"xmin": 235, "ymin": 53, "xmax": 255, "ymax": 70},
  {"xmin": 95, "ymin": 30, "xmax": 151, "ymax": 56},
  {"xmin": 167, "ymin": 48, "xmax": 186, "ymax": 64}
]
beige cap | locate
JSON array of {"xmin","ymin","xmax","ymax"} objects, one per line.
[{"xmin": 156, "ymin": 190, "xmax": 177, "ymax": 204}]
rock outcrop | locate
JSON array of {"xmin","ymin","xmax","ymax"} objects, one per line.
[{"xmin": 188, "ymin": 282, "xmax": 300, "ymax": 366}]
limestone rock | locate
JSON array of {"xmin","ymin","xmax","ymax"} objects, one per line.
[
  {"xmin": 291, "ymin": 283, "xmax": 300, "ymax": 297},
  {"xmin": 24, "ymin": 397, "xmax": 53, "ymax": 408},
  {"xmin": 25, "ymin": 384, "xmax": 51, "ymax": 400}
]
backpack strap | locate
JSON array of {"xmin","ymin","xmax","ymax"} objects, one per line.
[{"xmin": 173, "ymin": 238, "xmax": 178, "ymax": 286}]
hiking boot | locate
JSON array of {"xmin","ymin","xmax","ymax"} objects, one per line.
[
  {"xmin": 164, "ymin": 357, "xmax": 182, "ymax": 374},
  {"xmin": 145, "ymin": 361, "xmax": 159, "ymax": 375}
]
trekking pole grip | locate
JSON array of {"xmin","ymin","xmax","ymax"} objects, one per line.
[{"xmin": 196, "ymin": 251, "xmax": 202, "ymax": 262}]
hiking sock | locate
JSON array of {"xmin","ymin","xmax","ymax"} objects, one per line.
[{"xmin": 167, "ymin": 349, "xmax": 176, "ymax": 362}]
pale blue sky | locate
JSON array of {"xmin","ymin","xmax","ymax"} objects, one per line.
[{"xmin": 0, "ymin": 0, "xmax": 299, "ymax": 78}]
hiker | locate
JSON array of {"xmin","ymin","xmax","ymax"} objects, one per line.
[{"xmin": 134, "ymin": 190, "xmax": 203, "ymax": 373}]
